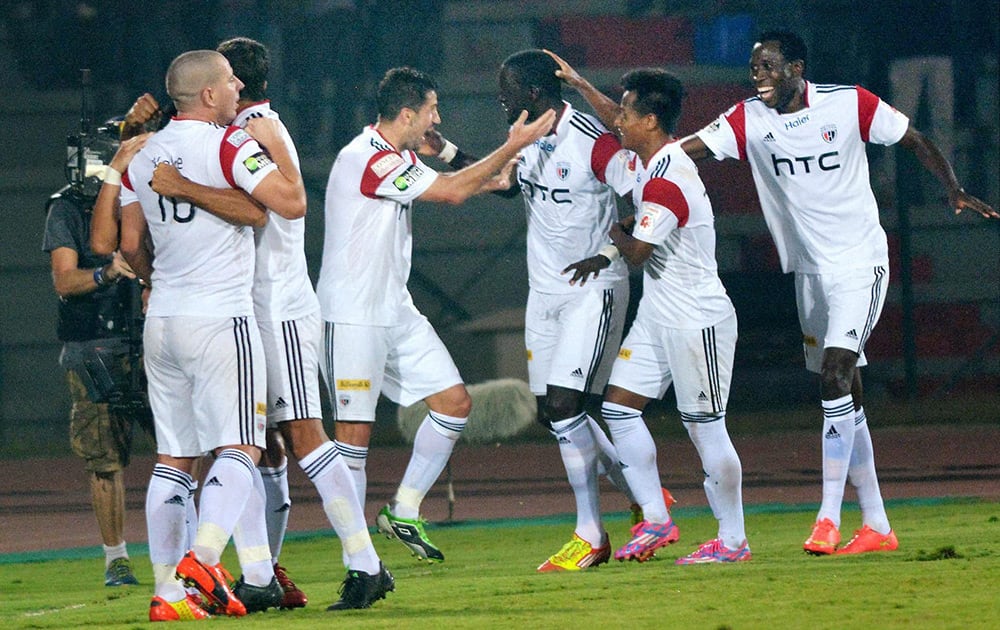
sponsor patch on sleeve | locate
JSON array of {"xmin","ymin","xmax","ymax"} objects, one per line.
[
  {"xmin": 226, "ymin": 128, "xmax": 251, "ymax": 147},
  {"xmin": 243, "ymin": 151, "xmax": 273, "ymax": 174},
  {"xmin": 635, "ymin": 203, "xmax": 661, "ymax": 236},
  {"xmin": 370, "ymin": 152, "xmax": 405, "ymax": 178},
  {"xmin": 393, "ymin": 164, "xmax": 424, "ymax": 191}
]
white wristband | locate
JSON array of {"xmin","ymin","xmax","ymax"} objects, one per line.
[
  {"xmin": 598, "ymin": 244, "xmax": 621, "ymax": 262},
  {"xmin": 437, "ymin": 139, "xmax": 458, "ymax": 163},
  {"xmin": 103, "ymin": 166, "xmax": 122, "ymax": 186}
]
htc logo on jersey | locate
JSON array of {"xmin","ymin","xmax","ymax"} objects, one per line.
[
  {"xmin": 770, "ymin": 151, "xmax": 840, "ymax": 176},
  {"xmin": 518, "ymin": 174, "xmax": 571, "ymax": 204}
]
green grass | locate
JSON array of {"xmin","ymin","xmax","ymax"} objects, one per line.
[{"xmin": 3, "ymin": 499, "xmax": 999, "ymax": 629}]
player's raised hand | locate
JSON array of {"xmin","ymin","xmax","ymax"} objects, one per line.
[
  {"xmin": 543, "ymin": 49, "xmax": 585, "ymax": 89},
  {"xmin": 507, "ymin": 109, "xmax": 556, "ymax": 150},
  {"xmin": 952, "ymin": 188, "xmax": 999, "ymax": 219},
  {"xmin": 244, "ymin": 117, "xmax": 283, "ymax": 152},
  {"xmin": 108, "ymin": 132, "xmax": 152, "ymax": 175}
]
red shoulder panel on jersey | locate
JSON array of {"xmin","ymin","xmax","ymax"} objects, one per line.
[
  {"xmin": 856, "ymin": 86, "xmax": 880, "ymax": 143},
  {"xmin": 361, "ymin": 150, "xmax": 405, "ymax": 198},
  {"xmin": 591, "ymin": 133, "xmax": 623, "ymax": 184},
  {"xmin": 220, "ymin": 125, "xmax": 251, "ymax": 188},
  {"xmin": 122, "ymin": 170, "xmax": 133, "ymax": 192},
  {"xmin": 643, "ymin": 177, "xmax": 690, "ymax": 227},
  {"xmin": 726, "ymin": 102, "xmax": 748, "ymax": 161}
]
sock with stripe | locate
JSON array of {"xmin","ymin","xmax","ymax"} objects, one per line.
[
  {"xmin": 589, "ymin": 415, "xmax": 636, "ymax": 504},
  {"xmin": 300, "ymin": 441, "xmax": 380, "ymax": 574},
  {"xmin": 146, "ymin": 463, "xmax": 194, "ymax": 601},
  {"xmin": 259, "ymin": 460, "xmax": 290, "ymax": 562},
  {"xmin": 551, "ymin": 412, "xmax": 603, "ymax": 545},
  {"xmin": 848, "ymin": 407, "xmax": 891, "ymax": 534},
  {"xmin": 817, "ymin": 395, "xmax": 857, "ymax": 527},
  {"xmin": 193, "ymin": 449, "xmax": 256, "ymax": 566},
  {"xmin": 393, "ymin": 411, "xmax": 467, "ymax": 520},
  {"xmin": 602, "ymin": 401, "xmax": 669, "ymax": 523}
]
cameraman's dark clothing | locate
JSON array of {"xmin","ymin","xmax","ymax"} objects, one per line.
[{"xmin": 42, "ymin": 191, "xmax": 138, "ymax": 472}]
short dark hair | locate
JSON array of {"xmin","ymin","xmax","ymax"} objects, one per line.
[
  {"xmin": 217, "ymin": 36, "xmax": 269, "ymax": 101},
  {"xmin": 500, "ymin": 49, "xmax": 562, "ymax": 100},
  {"xmin": 620, "ymin": 68, "xmax": 685, "ymax": 135},
  {"xmin": 376, "ymin": 67, "xmax": 438, "ymax": 120},
  {"xmin": 758, "ymin": 30, "xmax": 808, "ymax": 71}
]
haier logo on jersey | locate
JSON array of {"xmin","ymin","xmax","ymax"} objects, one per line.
[
  {"xmin": 533, "ymin": 138, "xmax": 556, "ymax": 153},
  {"xmin": 770, "ymin": 151, "xmax": 840, "ymax": 176},
  {"xmin": 783, "ymin": 113, "xmax": 810, "ymax": 131},
  {"xmin": 556, "ymin": 162, "xmax": 571, "ymax": 180},
  {"xmin": 821, "ymin": 124, "xmax": 837, "ymax": 143},
  {"xmin": 517, "ymin": 174, "xmax": 571, "ymax": 204},
  {"xmin": 393, "ymin": 164, "xmax": 424, "ymax": 191}
]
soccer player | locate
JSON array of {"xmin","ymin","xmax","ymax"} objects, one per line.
[
  {"xmin": 119, "ymin": 49, "xmax": 305, "ymax": 620},
  {"xmin": 423, "ymin": 49, "xmax": 670, "ymax": 572},
  {"xmin": 547, "ymin": 31, "xmax": 997, "ymax": 555},
  {"xmin": 568, "ymin": 68, "xmax": 750, "ymax": 564},
  {"xmin": 316, "ymin": 67, "xmax": 554, "ymax": 565}
]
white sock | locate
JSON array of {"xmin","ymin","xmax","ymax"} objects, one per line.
[
  {"xmin": 232, "ymin": 466, "xmax": 277, "ymax": 587},
  {"xmin": 335, "ymin": 440, "xmax": 368, "ymax": 510},
  {"xmin": 589, "ymin": 415, "xmax": 635, "ymax": 504},
  {"xmin": 194, "ymin": 449, "xmax": 256, "ymax": 566},
  {"xmin": 103, "ymin": 541, "xmax": 128, "ymax": 567},
  {"xmin": 259, "ymin": 461, "xmax": 290, "ymax": 562},
  {"xmin": 602, "ymin": 401, "xmax": 668, "ymax": 523},
  {"xmin": 393, "ymin": 411, "xmax": 466, "ymax": 520},
  {"xmin": 849, "ymin": 408, "xmax": 891, "ymax": 534},
  {"xmin": 186, "ymin": 480, "xmax": 198, "ymax": 552},
  {"xmin": 300, "ymin": 441, "xmax": 380, "ymax": 574},
  {"xmin": 818, "ymin": 395, "xmax": 857, "ymax": 528},
  {"xmin": 684, "ymin": 415, "xmax": 746, "ymax": 549},
  {"xmin": 146, "ymin": 463, "xmax": 194, "ymax": 600},
  {"xmin": 551, "ymin": 412, "xmax": 603, "ymax": 545}
]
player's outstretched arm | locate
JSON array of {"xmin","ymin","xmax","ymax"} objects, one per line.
[
  {"xmin": 544, "ymin": 49, "xmax": 620, "ymax": 132},
  {"xmin": 898, "ymin": 125, "xmax": 998, "ymax": 219},
  {"xmin": 421, "ymin": 128, "xmax": 521, "ymax": 198},
  {"xmin": 151, "ymin": 163, "xmax": 268, "ymax": 227},
  {"xmin": 421, "ymin": 109, "xmax": 555, "ymax": 205}
]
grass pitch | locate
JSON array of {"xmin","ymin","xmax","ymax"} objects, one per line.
[{"xmin": 3, "ymin": 499, "xmax": 999, "ymax": 629}]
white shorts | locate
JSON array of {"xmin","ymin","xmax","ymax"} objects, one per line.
[
  {"xmin": 320, "ymin": 307, "xmax": 463, "ymax": 422},
  {"xmin": 795, "ymin": 266, "xmax": 888, "ymax": 374},
  {"xmin": 608, "ymin": 311, "xmax": 736, "ymax": 416},
  {"xmin": 258, "ymin": 312, "xmax": 322, "ymax": 425},
  {"xmin": 525, "ymin": 280, "xmax": 628, "ymax": 396},
  {"xmin": 144, "ymin": 315, "xmax": 267, "ymax": 457}
]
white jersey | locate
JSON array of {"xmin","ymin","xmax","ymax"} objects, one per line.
[
  {"xmin": 121, "ymin": 118, "xmax": 277, "ymax": 317},
  {"xmin": 630, "ymin": 141, "xmax": 734, "ymax": 329},
  {"xmin": 233, "ymin": 102, "xmax": 319, "ymax": 322},
  {"xmin": 696, "ymin": 81, "xmax": 909, "ymax": 274},
  {"xmin": 518, "ymin": 102, "xmax": 634, "ymax": 293},
  {"xmin": 316, "ymin": 125, "xmax": 439, "ymax": 326}
]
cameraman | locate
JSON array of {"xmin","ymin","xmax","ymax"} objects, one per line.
[{"xmin": 42, "ymin": 132, "xmax": 146, "ymax": 587}]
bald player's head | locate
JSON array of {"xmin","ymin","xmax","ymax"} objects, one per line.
[{"xmin": 166, "ymin": 50, "xmax": 228, "ymax": 112}]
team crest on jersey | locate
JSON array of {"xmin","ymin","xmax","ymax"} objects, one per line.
[
  {"xmin": 243, "ymin": 151, "xmax": 273, "ymax": 174},
  {"xmin": 371, "ymin": 152, "xmax": 405, "ymax": 178},
  {"xmin": 556, "ymin": 162, "xmax": 571, "ymax": 180},
  {"xmin": 226, "ymin": 129, "xmax": 251, "ymax": 147},
  {"xmin": 393, "ymin": 164, "xmax": 424, "ymax": 191},
  {"xmin": 821, "ymin": 125, "xmax": 837, "ymax": 144},
  {"xmin": 338, "ymin": 394, "xmax": 351, "ymax": 407}
]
